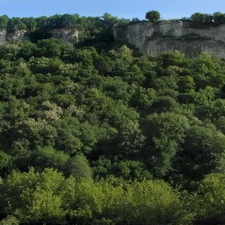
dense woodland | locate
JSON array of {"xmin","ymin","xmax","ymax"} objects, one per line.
[{"xmin": 0, "ymin": 12, "xmax": 225, "ymax": 225}]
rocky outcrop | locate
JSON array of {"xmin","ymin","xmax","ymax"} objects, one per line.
[
  {"xmin": 6, "ymin": 30, "xmax": 29, "ymax": 43},
  {"xmin": 51, "ymin": 28, "xmax": 78, "ymax": 43},
  {"xmin": 0, "ymin": 29, "xmax": 28, "ymax": 44},
  {"xmin": 0, "ymin": 28, "xmax": 79, "ymax": 45},
  {"xmin": 0, "ymin": 30, "xmax": 7, "ymax": 44},
  {"xmin": 113, "ymin": 21, "xmax": 225, "ymax": 58}
]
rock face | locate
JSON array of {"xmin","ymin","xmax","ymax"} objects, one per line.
[
  {"xmin": 51, "ymin": 28, "xmax": 79, "ymax": 43},
  {"xmin": 0, "ymin": 30, "xmax": 7, "ymax": 44},
  {"xmin": 0, "ymin": 28, "xmax": 79, "ymax": 45},
  {"xmin": 114, "ymin": 21, "xmax": 225, "ymax": 58},
  {"xmin": 0, "ymin": 29, "xmax": 28, "ymax": 44}
]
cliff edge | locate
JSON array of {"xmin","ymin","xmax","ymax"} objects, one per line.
[
  {"xmin": 113, "ymin": 21, "xmax": 225, "ymax": 58},
  {"xmin": 0, "ymin": 28, "xmax": 79, "ymax": 44}
]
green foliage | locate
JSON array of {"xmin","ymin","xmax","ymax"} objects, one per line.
[
  {"xmin": 21, "ymin": 17, "xmax": 37, "ymax": 32},
  {"xmin": 143, "ymin": 112, "xmax": 190, "ymax": 176},
  {"xmin": 0, "ymin": 151, "xmax": 11, "ymax": 172},
  {"xmin": 190, "ymin": 12, "xmax": 212, "ymax": 24},
  {"xmin": 0, "ymin": 16, "xmax": 9, "ymax": 29},
  {"xmin": 193, "ymin": 173, "xmax": 225, "ymax": 224},
  {"xmin": 174, "ymin": 125, "xmax": 225, "ymax": 184},
  {"xmin": 0, "ymin": 168, "xmax": 194, "ymax": 225},
  {"xmin": 1, "ymin": 14, "xmax": 225, "ymax": 224},
  {"xmin": 112, "ymin": 160, "xmax": 152, "ymax": 181},
  {"xmin": 0, "ymin": 215, "xmax": 19, "ymax": 225},
  {"xmin": 213, "ymin": 12, "xmax": 225, "ymax": 24},
  {"xmin": 98, "ymin": 179, "xmax": 193, "ymax": 225},
  {"xmin": 189, "ymin": 11, "xmax": 225, "ymax": 25},
  {"xmin": 145, "ymin": 10, "xmax": 161, "ymax": 23},
  {"xmin": 7, "ymin": 17, "xmax": 26, "ymax": 33},
  {"xmin": 33, "ymin": 146, "xmax": 69, "ymax": 171},
  {"xmin": 0, "ymin": 43, "xmax": 22, "ymax": 60},
  {"xmin": 36, "ymin": 38, "xmax": 67, "ymax": 57},
  {"xmin": 65, "ymin": 154, "xmax": 93, "ymax": 180},
  {"xmin": 0, "ymin": 168, "xmax": 67, "ymax": 224}
]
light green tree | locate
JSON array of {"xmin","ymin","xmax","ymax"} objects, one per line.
[
  {"xmin": 193, "ymin": 173, "xmax": 225, "ymax": 224},
  {"xmin": 0, "ymin": 168, "xmax": 67, "ymax": 224}
]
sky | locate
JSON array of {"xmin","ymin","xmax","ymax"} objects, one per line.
[{"xmin": 0, "ymin": 0, "xmax": 225, "ymax": 20}]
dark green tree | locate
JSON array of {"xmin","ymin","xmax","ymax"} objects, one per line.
[
  {"xmin": 174, "ymin": 125, "xmax": 225, "ymax": 184},
  {"xmin": 142, "ymin": 112, "xmax": 190, "ymax": 177},
  {"xmin": 213, "ymin": 12, "xmax": 225, "ymax": 24},
  {"xmin": 0, "ymin": 15, "xmax": 9, "ymax": 29},
  {"xmin": 65, "ymin": 154, "xmax": 93, "ymax": 180},
  {"xmin": 7, "ymin": 17, "xmax": 26, "ymax": 33},
  {"xmin": 145, "ymin": 10, "xmax": 161, "ymax": 23},
  {"xmin": 21, "ymin": 17, "xmax": 37, "ymax": 32},
  {"xmin": 190, "ymin": 12, "xmax": 212, "ymax": 24}
]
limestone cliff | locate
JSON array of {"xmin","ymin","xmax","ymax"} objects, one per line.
[
  {"xmin": 51, "ymin": 28, "xmax": 78, "ymax": 43},
  {"xmin": 0, "ymin": 29, "xmax": 28, "ymax": 44},
  {"xmin": 113, "ymin": 21, "xmax": 225, "ymax": 58},
  {"xmin": 0, "ymin": 28, "xmax": 79, "ymax": 44}
]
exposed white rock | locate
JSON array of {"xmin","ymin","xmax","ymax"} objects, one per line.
[
  {"xmin": 51, "ymin": 28, "xmax": 79, "ymax": 43},
  {"xmin": 0, "ymin": 28, "xmax": 79, "ymax": 45},
  {"xmin": 6, "ymin": 30, "xmax": 28, "ymax": 42},
  {"xmin": 114, "ymin": 21, "xmax": 225, "ymax": 58},
  {"xmin": 0, "ymin": 30, "xmax": 7, "ymax": 44}
]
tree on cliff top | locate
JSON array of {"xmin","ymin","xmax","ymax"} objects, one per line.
[{"xmin": 145, "ymin": 10, "xmax": 161, "ymax": 23}]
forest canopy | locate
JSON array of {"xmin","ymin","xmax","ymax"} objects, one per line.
[{"xmin": 0, "ymin": 12, "xmax": 225, "ymax": 225}]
